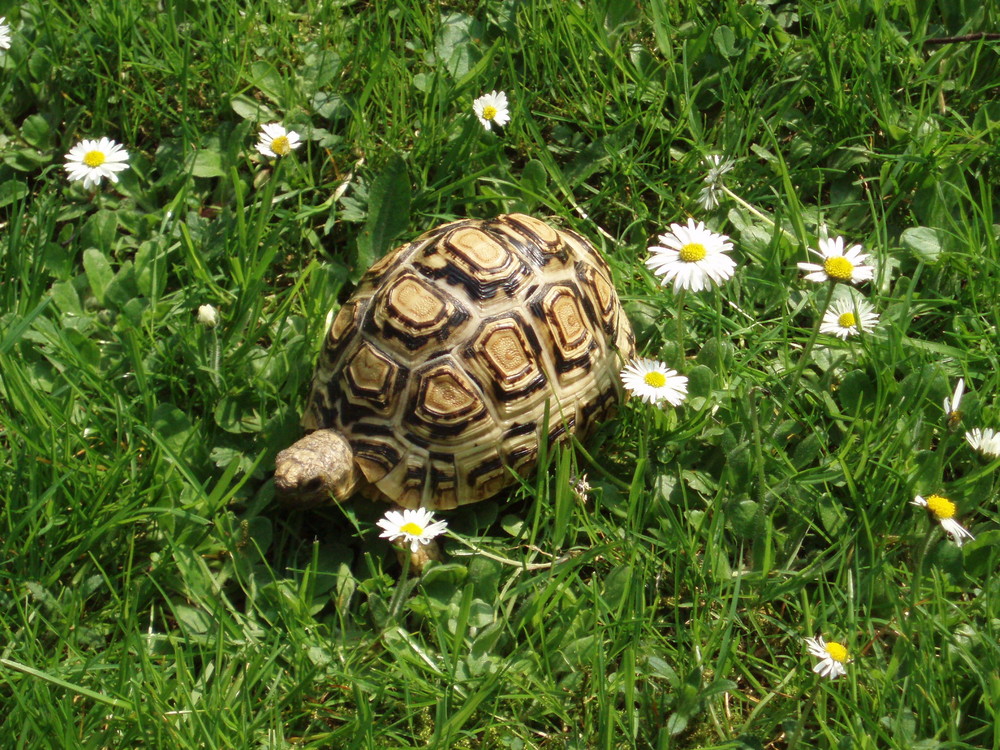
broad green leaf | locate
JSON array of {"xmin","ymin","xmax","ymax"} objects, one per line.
[
  {"xmin": 102, "ymin": 260, "xmax": 137, "ymax": 308},
  {"xmin": 602, "ymin": 565, "xmax": 634, "ymax": 611},
  {"xmin": 355, "ymin": 154, "xmax": 410, "ymax": 274},
  {"xmin": 20, "ymin": 114, "xmax": 52, "ymax": 148},
  {"xmin": 713, "ymin": 25, "xmax": 737, "ymax": 58},
  {"xmin": 230, "ymin": 94, "xmax": 278, "ymax": 122},
  {"xmin": 81, "ymin": 210, "xmax": 117, "ymax": 253},
  {"xmin": 151, "ymin": 403, "xmax": 197, "ymax": 457},
  {"xmin": 900, "ymin": 226, "xmax": 943, "ymax": 263},
  {"xmin": 250, "ymin": 61, "xmax": 284, "ymax": 104},
  {"xmin": 434, "ymin": 13, "xmax": 480, "ymax": 79},
  {"xmin": 192, "ymin": 147, "xmax": 224, "ymax": 178},
  {"xmin": 214, "ymin": 396, "xmax": 263, "ymax": 434},
  {"xmin": 520, "ymin": 158, "xmax": 548, "ymax": 204},
  {"xmin": 839, "ymin": 369, "xmax": 876, "ymax": 416},
  {"xmin": 686, "ymin": 364, "xmax": 713, "ymax": 398},
  {"xmin": 817, "ymin": 495, "xmax": 847, "ymax": 537},
  {"xmin": 134, "ymin": 239, "xmax": 168, "ymax": 298},
  {"xmin": 174, "ymin": 604, "xmax": 212, "ymax": 635},
  {"xmin": 0, "ymin": 179, "xmax": 29, "ymax": 208},
  {"xmin": 728, "ymin": 499, "xmax": 761, "ymax": 539},
  {"xmin": 48, "ymin": 281, "xmax": 82, "ymax": 317},
  {"xmin": 82, "ymin": 248, "xmax": 114, "ymax": 305}
]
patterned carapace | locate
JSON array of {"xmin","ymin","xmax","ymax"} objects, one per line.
[{"xmin": 299, "ymin": 213, "xmax": 635, "ymax": 509}]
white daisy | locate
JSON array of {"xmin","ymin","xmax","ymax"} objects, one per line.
[
  {"xmin": 473, "ymin": 90, "xmax": 510, "ymax": 131},
  {"xmin": 911, "ymin": 494, "xmax": 974, "ymax": 547},
  {"xmin": 376, "ymin": 507, "xmax": 448, "ymax": 553},
  {"xmin": 255, "ymin": 123, "xmax": 301, "ymax": 158},
  {"xmin": 804, "ymin": 636, "xmax": 849, "ymax": 680},
  {"xmin": 696, "ymin": 154, "xmax": 735, "ymax": 211},
  {"xmin": 197, "ymin": 304, "xmax": 219, "ymax": 328},
  {"xmin": 0, "ymin": 17, "xmax": 11, "ymax": 50},
  {"xmin": 620, "ymin": 358, "xmax": 688, "ymax": 406},
  {"xmin": 64, "ymin": 137, "xmax": 130, "ymax": 189},
  {"xmin": 798, "ymin": 236, "xmax": 874, "ymax": 284},
  {"xmin": 943, "ymin": 378, "xmax": 964, "ymax": 429},
  {"xmin": 965, "ymin": 428, "xmax": 1000, "ymax": 458},
  {"xmin": 645, "ymin": 218, "xmax": 736, "ymax": 292},
  {"xmin": 819, "ymin": 296, "xmax": 879, "ymax": 339}
]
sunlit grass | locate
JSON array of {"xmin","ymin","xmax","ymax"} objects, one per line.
[{"xmin": 1, "ymin": 0, "xmax": 999, "ymax": 748}]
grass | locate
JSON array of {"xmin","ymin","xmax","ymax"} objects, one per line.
[{"xmin": 1, "ymin": 0, "xmax": 999, "ymax": 747}]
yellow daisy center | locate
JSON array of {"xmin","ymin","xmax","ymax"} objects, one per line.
[
  {"xmin": 270, "ymin": 135, "xmax": 291, "ymax": 156},
  {"xmin": 679, "ymin": 242, "xmax": 707, "ymax": 263},
  {"xmin": 824, "ymin": 256, "xmax": 854, "ymax": 280},
  {"xmin": 399, "ymin": 522, "xmax": 425, "ymax": 535},
  {"xmin": 482, "ymin": 105, "xmax": 497, "ymax": 121},
  {"xmin": 644, "ymin": 371, "xmax": 667, "ymax": 388},
  {"xmin": 824, "ymin": 642, "xmax": 848, "ymax": 662},
  {"xmin": 925, "ymin": 494, "xmax": 956, "ymax": 520},
  {"xmin": 83, "ymin": 150, "xmax": 106, "ymax": 168},
  {"xmin": 837, "ymin": 312, "xmax": 857, "ymax": 329}
]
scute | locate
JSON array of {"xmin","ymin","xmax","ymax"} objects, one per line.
[
  {"xmin": 343, "ymin": 342, "xmax": 400, "ymax": 414},
  {"xmin": 369, "ymin": 271, "xmax": 469, "ymax": 354},
  {"xmin": 295, "ymin": 213, "xmax": 636, "ymax": 510},
  {"xmin": 406, "ymin": 360, "xmax": 492, "ymax": 441}
]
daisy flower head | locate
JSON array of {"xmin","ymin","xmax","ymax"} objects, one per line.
[
  {"xmin": 943, "ymin": 377, "xmax": 964, "ymax": 430},
  {"xmin": 64, "ymin": 137, "xmax": 130, "ymax": 189},
  {"xmin": 255, "ymin": 123, "xmax": 301, "ymax": 158},
  {"xmin": 798, "ymin": 236, "xmax": 874, "ymax": 284},
  {"xmin": 473, "ymin": 90, "xmax": 510, "ymax": 131},
  {"xmin": 645, "ymin": 218, "xmax": 736, "ymax": 292},
  {"xmin": 911, "ymin": 494, "xmax": 975, "ymax": 547},
  {"xmin": 620, "ymin": 358, "xmax": 688, "ymax": 406},
  {"xmin": 819, "ymin": 295, "xmax": 880, "ymax": 339},
  {"xmin": 697, "ymin": 154, "xmax": 735, "ymax": 211},
  {"xmin": 0, "ymin": 17, "xmax": 11, "ymax": 50},
  {"xmin": 376, "ymin": 507, "xmax": 448, "ymax": 553},
  {"xmin": 965, "ymin": 428, "xmax": 1000, "ymax": 458},
  {"xmin": 804, "ymin": 635, "xmax": 849, "ymax": 680}
]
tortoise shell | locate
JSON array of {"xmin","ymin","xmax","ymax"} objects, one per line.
[{"xmin": 297, "ymin": 213, "xmax": 635, "ymax": 509}]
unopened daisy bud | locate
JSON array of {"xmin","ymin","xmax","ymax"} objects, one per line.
[{"xmin": 197, "ymin": 304, "xmax": 219, "ymax": 327}]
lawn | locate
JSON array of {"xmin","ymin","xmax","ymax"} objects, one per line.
[{"xmin": 1, "ymin": 0, "xmax": 999, "ymax": 748}]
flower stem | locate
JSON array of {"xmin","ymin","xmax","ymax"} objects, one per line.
[
  {"xmin": 908, "ymin": 525, "xmax": 938, "ymax": 616},
  {"xmin": 722, "ymin": 185, "xmax": 797, "ymax": 244},
  {"xmin": 786, "ymin": 685, "xmax": 820, "ymax": 750},
  {"xmin": 675, "ymin": 288, "xmax": 687, "ymax": 356},
  {"xmin": 767, "ymin": 281, "xmax": 836, "ymax": 440},
  {"xmin": 386, "ymin": 553, "xmax": 413, "ymax": 621}
]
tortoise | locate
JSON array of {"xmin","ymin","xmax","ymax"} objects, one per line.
[{"xmin": 274, "ymin": 213, "xmax": 635, "ymax": 549}]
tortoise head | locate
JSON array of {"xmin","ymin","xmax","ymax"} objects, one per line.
[{"xmin": 274, "ymin": 428, "xmax": 361, "ymax": 505}]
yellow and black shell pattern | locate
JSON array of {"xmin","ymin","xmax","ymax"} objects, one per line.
[{"xmin": 302, "ymin": 213, "xmax": 636, "ymax": 510}]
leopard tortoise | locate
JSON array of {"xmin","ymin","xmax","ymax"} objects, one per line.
[{"xmin": 274, "ymin": 213, "xmax": 635, "ymax": 517}]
